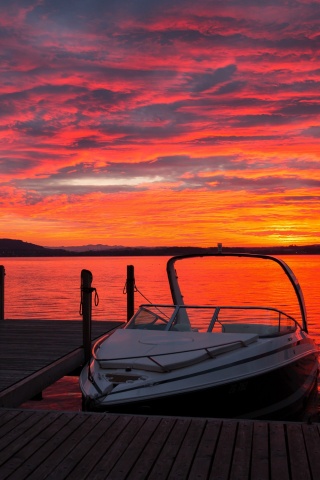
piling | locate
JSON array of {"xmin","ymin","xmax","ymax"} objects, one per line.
[
  {"xmin": 0, "ymin": 265, "xmax": 4, "ymax": 321},
  {"xmin": 126, "ymin": 265, "xmax": 135, "ymax": 321},
  {"xmin": 81, "ymin": 269, "xmax": 93, "ymax": 364}
]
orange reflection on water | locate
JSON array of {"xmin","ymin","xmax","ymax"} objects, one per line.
[
  {"xmin": 172, "ymin": 255, "xmax": 303, "ymax": 325},
  {"xmin": 3, "ymin": 255, "xmax": 320, "ymax": 346}
]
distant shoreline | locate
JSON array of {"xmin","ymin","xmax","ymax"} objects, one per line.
[{"xmin": 1, "ymin": 238, "xmax": 320, "ymax": 257}]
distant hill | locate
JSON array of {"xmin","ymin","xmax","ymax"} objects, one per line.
[
  {"xmin": 1, "ymin": 238, "xmax": 320, "ymax": 257},
  {"xmin": 52, "ymin": 244, "xmax": 129, "ymax": 252},
  {"xmin": 0, "ymin": 239, "xmax": 71, "ymax": 257}
]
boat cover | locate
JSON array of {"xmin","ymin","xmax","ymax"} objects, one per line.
[{"xmin": 95, "ymin": 329, "xmax": 258, "ymax": 372}]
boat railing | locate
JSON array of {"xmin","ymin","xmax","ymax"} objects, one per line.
[{"xmin": 125, "ymin": 304, "xmax": 299, "ymax": 336}]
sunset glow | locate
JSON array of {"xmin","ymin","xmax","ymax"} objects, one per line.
[{"xmin": 1, "ymin": 0, "xmax": 319, "ymax": 248}]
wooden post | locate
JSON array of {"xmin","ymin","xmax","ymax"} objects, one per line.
[
  {"xmin": 0, "ymin": 265, "xmax": 5, "ymax": 321},
  {"xmin": 81, "ymin": 269, "xmax": 93, "ymax": 365},
  {"xmin": 126, "ymin": 265, "xmax": 135, "ymax": 321}
]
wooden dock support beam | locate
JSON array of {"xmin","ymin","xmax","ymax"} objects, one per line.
[
  {"xmin": 126, "ymin": 265, "xmax": 135, "ymax": 321},
  {"xmin": 81, "ymin": 269, "xmax": 93, "ymax": 365},
  {"xmin": 0, "ymin": 265, "xmax": 4, "ymax": 321}
]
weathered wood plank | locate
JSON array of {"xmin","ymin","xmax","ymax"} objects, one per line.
[
  {"xmin": 167, "ymin": 418, "xmax": 206, "ymax": 480},
  {"xmin": 302, "ymin": 423, "xmax": 320, "ymax": 480},
  {"xmin": 148, "ymin": 417, "xmax": 191, "ymax": 480},
  {"xmin": 65, "ymin": 414, "xmax": 132, "ymax": 480},
  {"xmin": 0, "ymin": 410, "xmax": 320, "ymax": 479},
  {"xmin": 107, "ymin": 415, "xmax": 162, "ymax": 479},
  {"xmin": 0, "ymin": 412, "xmax": 73, "ymax": 479},
  {"xmin": 0, "ymin": 411, "xmax": 65, "ymax": 473},
  {"xmin": 86, "ymin": 415, "xmax": 148, "ymax": 480},
  {"xmin": 230, "ymin": 420, "xmax": 253, "ymax": 480},
  {"xmin": 188, "ymin": 418, "xmax": 222, "ymax": 480},
  {"xmin": 11, "ymin": 413, "xmax": 98, "ymax": 480},
  {"xmin": 251, "ymin": 421, "xmax": 269, "ymax": 480},
  {"xmin": 128, "ymin": 416, "xmax": 176, "ymax": 480},
  {"xmin": 286, "ymin": 423, "xmax": 311, "ymax": 480},
  {"xmin": 0, "ymin": 408, "xmax": 21, "ymax": 428},
  {"xmin": 269, "ymin": 422, "xmax": 290, "ymax": 480},
  {"xmin": 209, "ymin": 419, "xmax": 237, "ymax": 480},
  {"xmin": 0, "ymin": 410, "xmax": 40, "ymax": 453},
  {"xmin": 0, "ymin": 319, "xmax": 123, "ymax": 407},
  {"xmin": 45, "ymin": 414, "xmax": 119, "ymax": 480}
]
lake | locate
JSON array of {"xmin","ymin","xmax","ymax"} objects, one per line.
[{"xmin": 1, "ymin": 255, "xmax": 320, "ymax": 344}]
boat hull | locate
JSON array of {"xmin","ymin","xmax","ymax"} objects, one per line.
[
  {"xmin": 80, "ymin": 253, "xmax": 320, "ymax": 420},
  {"xmin": 81, "ymin": 350, "xmax": 318, "ymax": 420}
]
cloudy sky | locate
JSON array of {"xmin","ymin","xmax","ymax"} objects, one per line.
[{"xmin": 1, "ymin": 0, "xmax": 319, "ymax": 247}]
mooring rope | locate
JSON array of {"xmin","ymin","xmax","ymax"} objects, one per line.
[
  {"xmin": 123, "ymin": 280, "xmax": 153, "ymax": 304},
  {"xmin": 123, "ymin": 280, "xmax": 172, "ymax": 320},
  {"xmin": 79, "ymin": 286, "xmax": 99, "ymax": 315}
]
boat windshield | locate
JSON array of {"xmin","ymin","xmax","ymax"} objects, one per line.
[{"xmin": 125, "ymin": 303, "xmax": 298, "ymax": 336}]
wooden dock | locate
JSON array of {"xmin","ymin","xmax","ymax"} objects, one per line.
[
  {"xmin": 0, "ymin": 319, "xmax": 123, "ymax": 408},
  {"xmin": 0, "ymin": 319, "xmax": 320, "ymax": 479},
  {"xmin": 1, "ymin": 310, "xmax": 320, "ymax": 478},
  {"xmin": 1, "ymin": 408, "xmax": 320, "ymax": 479}
]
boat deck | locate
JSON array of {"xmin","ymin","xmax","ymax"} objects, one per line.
[
  {"xmin": 0, "ymin": 319, "xmax": 123, "ymax": 408},
  {"xmin": 1, "ymin": 408, "xmax": 320, "ymax": 479}
]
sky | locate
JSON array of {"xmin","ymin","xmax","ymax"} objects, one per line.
[{"xmin": 0, "ymin": 0, "xmax": 320, "ymax": 248}]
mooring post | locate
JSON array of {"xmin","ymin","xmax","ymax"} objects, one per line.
[
  {"xmin": 0, "ymin": 265, "xmax": 5, "ymax": 321},
  {"xmin": 81, "ymin": 269, "xmax": 93, "ymax": 365},
  {"xmin": 126, "ymin": 265, "xmax": 135, "ymax": 321}
]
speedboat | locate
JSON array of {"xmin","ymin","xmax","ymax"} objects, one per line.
[{"xmin": 79, "ymin": 253, "xmax": 319, "ymax": 420}]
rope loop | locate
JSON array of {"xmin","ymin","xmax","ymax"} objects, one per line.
[
  {"xmin": 93, "ymin": 287, "xmax": 99, "ymax": 306},
  {"xmin": 123, "ymin": 280, "xmax": 138, "ymax": 294},
  {"xmin": 79, "ymin": 286, "xmax": 99, "ymax": 315}
]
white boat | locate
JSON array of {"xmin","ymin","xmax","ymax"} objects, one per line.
[{"xmin": 80, "ymin": 253, "xmax": 319, "ymax": 420}]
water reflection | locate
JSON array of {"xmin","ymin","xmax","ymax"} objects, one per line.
[{"xmin": 3, "ymin": 255, "xmax": 320, "ymax": 346}]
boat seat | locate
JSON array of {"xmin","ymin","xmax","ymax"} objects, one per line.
[{"xmin": 221, "ymin": 323, "xmax": 279, "ymax": 336}]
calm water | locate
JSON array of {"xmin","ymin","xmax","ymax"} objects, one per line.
[
  {"xmin": 2, "ymin": 254, "xmax": 320, "ymax": 344},
  {"xmin": 2, "ymin": 256, "xmax": 171, "ymax": 323}
]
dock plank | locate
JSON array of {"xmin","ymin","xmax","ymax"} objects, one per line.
[
  {"xmin": 128, "ymin": 416, "xmax": 176, "ymax": 480},
  {"xmin": 68, "ymin": 415, "xmax": 131, "ymax": 480},
  {"xmin": 0, "ymin": 410, "xmax": 319, "ymax": 479},
  {"xmin": 88, "ymin": 415, "xmax": 148, "ymax": 480},
  {"xmin": 209, "ymin": 419, "xmax": 237, "ymax": 480},
  {"xmin": 188, "ymin": 418, "xmax": 221, "ymax": 480},
  {"xmin": 167, "ymin": 418, "xmax": 206, "ymax": 480},
  {"xmin": 269, "ymin": 422, "xmax": 290, "ymax": 480},
  {"xmin": 0, "ymin": 412, "xmax": 71, "ymax": 479},
  {"xmin": 229, "ymin": 420, "xmax": 253, "ymax": 480},
  {"xmin": 0, "ymin": 411, "xmax": 67, "ymax": 480},
  {"xmin": 148, "ymin": 417, "xmax": 191, "ymax": 480},
  {"xmin": 0, "ymin": 410, "xmax": 43, "ymax": 455},
  {"xmin": 251, "ymin": 421, "xmax": 269, "ymax": 480},
  {"xmin": 44, "ymin": 414, "xmax": 119, "ymax": 480},
  {"xmin": 107, "ymin": 416, "xmax": 162, "ymax": 480},
  {"xmin": 0, "ymin": 319, "xmax": 123, "ymax": 407},
  {"xmin": 286, "ymin": 423, "xmax": 312, "ymax": 480},
  {"xmin": 0, "ymin": 408, "xmax": 22, "ymax": 429},
  {"xmin": 13, "ymin": 413, "xmax": 97, "ymax": 480},
  {"xmin": 302, "ymin": 423, "xmax": 320, "ymax": 479}
]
